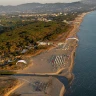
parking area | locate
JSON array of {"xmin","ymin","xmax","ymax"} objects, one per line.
[{"xmin": 19, "ymin": 38, "xmax": 77, "ymax": 73}]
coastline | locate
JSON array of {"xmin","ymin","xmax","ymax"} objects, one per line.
[
  {"xmin": 4, "ymin": 12, "xmax": 90, "ymax": 96},
  {"xmin": 68, "ymin": 12, "xmax": 89, "ymax": 73},
  {"xmin": 62, "ymin": 12, "xmax": 90, "ymax": 96}
]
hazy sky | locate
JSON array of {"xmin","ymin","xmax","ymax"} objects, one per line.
[{"xmin": 0, "ymin": 0, "xmax": 81, "ymax": 5}]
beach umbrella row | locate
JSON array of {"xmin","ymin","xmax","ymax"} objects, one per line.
[{"xmin": 50, "ymin": 55, "xmax": 66, "ymax": 71}]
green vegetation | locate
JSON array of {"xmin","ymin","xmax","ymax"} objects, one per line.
[
  {"xmin": 0, "ymin": 13, "xmax": 78, "ymax": 69},
  {"xmin": 0, "ymin": 70, "xmax": 16, "ymax": 75},
  {"xmin": 0, "ymin": 21, "xmax": 69, "ymax": 57},
  {"xmin": 0, "ymin": 15, "xmax": 35, "ymax": 33},
  {"xmin": 49, "ymin": 13, "xmax": 78, "ymax": 22}
]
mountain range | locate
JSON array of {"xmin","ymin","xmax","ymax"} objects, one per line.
[
  {"xmin": 81, "ymin": 0, "xmax": 96, "ymax": 4},
  {"xmin": 0, "ymin": 1, "xmax": 96, "ymax": 14}
]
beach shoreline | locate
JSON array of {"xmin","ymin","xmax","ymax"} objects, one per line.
[
  {"xmin": 61, "ymin": 12, "xmax": 90, "ymax": 96},
  {"xmin": 4, "ymin": 12, "xmax": 90, "ymax": 96}
]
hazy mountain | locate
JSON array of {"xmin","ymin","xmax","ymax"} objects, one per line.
[
  {"xmin": 0, "ymin": 2, "xmax": 95, "ymax": 14},
  {"xmin": 81, "ymin": 0, "xmax": 96, "ymax": 4}
]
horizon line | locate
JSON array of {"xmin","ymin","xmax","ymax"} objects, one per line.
[{"xmin": 0, "ymin": 1, "xmax": 80, "ymax": 6}]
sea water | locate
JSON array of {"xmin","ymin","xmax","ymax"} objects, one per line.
[{"xmin": 65, "ymin": 11, "xmax": 96, "ymax": 96}]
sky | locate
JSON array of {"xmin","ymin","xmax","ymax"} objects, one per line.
[{"xmin": 0, "ymin": 0, "xmax": 81, "ymax": 5}]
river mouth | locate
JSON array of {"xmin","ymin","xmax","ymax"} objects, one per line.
[
  {"xmin": 57, "ymin": 76, "xmax": 69, "ymax": 88},
  {"xmin": 65, "ymin": 11, "xmax": 96, "ymax": 96}
]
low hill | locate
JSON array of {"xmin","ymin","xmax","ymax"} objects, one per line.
[
  {"xmin": 0, "ymin": 2, "xmax": 95, "ymax": 14},
  {"xmin": 81, "ymin": 0, "xmax": 96, "ymax": 4}
]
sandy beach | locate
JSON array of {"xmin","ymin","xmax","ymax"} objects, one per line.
[
  {"xmin": 4, "ymin": 12, "xmax": 89, "ymax": 96},
  {"xmin": 60, "ymin": 12, "xmax": 89, "ymax": 96}
]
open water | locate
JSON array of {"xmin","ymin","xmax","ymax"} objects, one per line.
[{"xmin": 65, "ymin": 11, "xmax": 96, "ymax": 96}]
